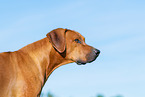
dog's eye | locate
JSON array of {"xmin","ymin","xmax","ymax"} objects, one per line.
[{"xmin": 74, "ymin": 39, "xmax": 81, "ymax": 44}]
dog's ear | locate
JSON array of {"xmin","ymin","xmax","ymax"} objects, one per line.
[{"xmin": 47, "ymin": 28, "xmax": 66, "ymax": 53}]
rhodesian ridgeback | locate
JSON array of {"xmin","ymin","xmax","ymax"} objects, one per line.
[{"xmin": 0, "ymin": 28, "xmax": 100, "ymax": 97}]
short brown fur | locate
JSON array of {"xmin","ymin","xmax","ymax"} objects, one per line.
[{"xmin": 0, "ymin": 28, "xmax": 100, "ymax": 97}]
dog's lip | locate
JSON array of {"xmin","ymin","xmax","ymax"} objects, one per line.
[
  {"xmin": 76, "ymin": 55, "xmax": 100, "ymax": 65},
  {"xmin": 75, "ymin": 52, "xmax": 100, "ymax": 65},
  {"xmin": 76, "ymin": 61, "xmax": 86, "ymax": 65}
]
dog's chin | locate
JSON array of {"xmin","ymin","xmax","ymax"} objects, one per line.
[
  {"xmin": 76, "ymin": 61, "xmax": 86, "ymax": 65},
  {"xmin": 76, "ymin": 60, "xmax": 94, "ymax": 65}
]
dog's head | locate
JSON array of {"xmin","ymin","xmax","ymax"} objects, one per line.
[{"xmin": 47, "ymin": 28, "xmax": 100, "ymax": 65}]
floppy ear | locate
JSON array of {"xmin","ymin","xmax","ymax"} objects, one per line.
[{"xmin": 47, "ymin": 28, "xmax": 66, "ymax": 53}]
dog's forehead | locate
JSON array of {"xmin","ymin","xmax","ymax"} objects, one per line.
[{"xmin": 66, "ymin": 30, "xmax": 85, "ymax": 41}]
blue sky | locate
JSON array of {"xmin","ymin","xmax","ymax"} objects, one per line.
[{"xmin": 0, "ymin": 0, "xmax": 145, "ymax": 97}]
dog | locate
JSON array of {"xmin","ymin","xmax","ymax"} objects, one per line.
[{"xmin": 0, "ymin": 28, "xmax": 100, "ymax": 97}]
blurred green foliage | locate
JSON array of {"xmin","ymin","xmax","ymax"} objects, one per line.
[
  {"xmin": 40, "ymin": 92, "xmax": 54, "ymax": 97},
  {"xmin": 97, "ymin": 94, "xmax": 104, "ymax": 97},
  {"xmin": 40, "ymin": 92, "xmax": 123, "ymax": 97}
]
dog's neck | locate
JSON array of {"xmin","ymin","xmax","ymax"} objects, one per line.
[{"xmin": 19, "ymin": 37, "xmax": 73, "ymax": 96}]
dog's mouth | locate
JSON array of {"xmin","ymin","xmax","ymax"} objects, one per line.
[
  {"xmin": 76, "ymin": 53, "xmax": 100, "ymax": 65},
  {"xmin": 76, "ymin": 61, "xmax": 86, "ymax": 65},
  {"xmin": 76, "ymin": 59, "xmax": 96, "ymax": 65}
]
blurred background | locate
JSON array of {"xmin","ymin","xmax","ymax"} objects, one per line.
[{"xmin": 0, "ymin": 0, "xmax": 145, "ymax": 97}]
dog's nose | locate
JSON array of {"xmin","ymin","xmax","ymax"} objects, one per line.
[{"xmin": 94, "ymin": 49, "xmax": 100, "ymax": 55}]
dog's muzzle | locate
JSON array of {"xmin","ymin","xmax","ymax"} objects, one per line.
[{"xmin": 76, "ymin": 49, "xmax": 100, "ymax": 65}]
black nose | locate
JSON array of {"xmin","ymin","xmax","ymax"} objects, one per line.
[{"xmin": 94, "ymin": 49, "xmax": 100, "ymax": 55}]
